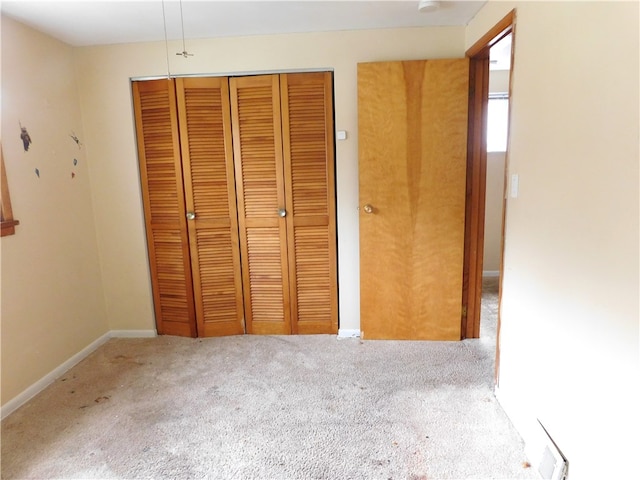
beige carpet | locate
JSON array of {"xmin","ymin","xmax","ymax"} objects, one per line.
[{"xmin": 1, "ymin": 281, "xmax": 536, "ymax": 479}]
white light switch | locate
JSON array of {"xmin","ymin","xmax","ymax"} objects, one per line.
[
  {"xmin": 336, "ymin": 130, "xmax": 347, "ymax": 141},
  {"xmin": 510, "ymin": 173, "xmax": 519, "ymax": 198}
]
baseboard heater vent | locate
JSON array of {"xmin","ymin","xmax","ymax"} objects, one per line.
[{"xmin": 536, "ymin": 420, "xmax": 569, "ymax": 480}]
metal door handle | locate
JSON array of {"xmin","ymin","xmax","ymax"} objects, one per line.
[
  {"xmin": 186, "ymin": 212, "xmax": 196, "ymax": 220},
  {"xmin": 363, "ymin": 204, "xmax": 374, "ymax": 214},
  {"xmin": 278, "ymin": 208, "xmax": 287, "ymax": 218}
]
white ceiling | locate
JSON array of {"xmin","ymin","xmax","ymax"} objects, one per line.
[{"xmin": 1, "ymin": 0, "xmax": 487, "ymax": 47}]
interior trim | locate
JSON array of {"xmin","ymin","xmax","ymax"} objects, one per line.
[{"xmin": 1, "ymin": 330, "xmax": 157, "ymax": 420}]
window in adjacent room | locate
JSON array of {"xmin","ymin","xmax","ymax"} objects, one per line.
[
  {"xmin": 1, "ymin": 147, "xmax": 19, "ymax": 237},
  {"xmin": 487, "ymin": 93, "xmax": 509, "ymax": 152}
]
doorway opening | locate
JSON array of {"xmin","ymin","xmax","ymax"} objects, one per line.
[
  {"xmin": 480, "ymin": 31, "xmax": 512, "ymax": 363},
  {"xmin": 462, "ymin": 10, "xmax": 516, "ymax": 385}
]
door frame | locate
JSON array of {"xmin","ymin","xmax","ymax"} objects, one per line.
[{"xmin": 462, "ymin": 10, "xmax": 516, "ymax": 383}]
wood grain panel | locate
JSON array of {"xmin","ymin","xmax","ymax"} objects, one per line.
[
  {"xmin": 281, "ymin": 72, "xmax": 338, "ymax": 334},
  {"xmin": 231, "ymin": 75, "xmax": 291, "ymax": 335},
  {"xmin": 151, "ymin": 228, "xmax": 193, "ymax": 333},
  {"xmin": 176, "ymin": 77, "xmax": 245, "ymax": 337},
  {"xmin": 291, "ymin": 225, "xmax": 334, "ymax": 333},
  {"xmin": 245, "ymin": 226, "xmax": 286, "ymax": 332},
  {"xmin": 358, "ymin": 59, "xmax": 469, "ymax": 340},
  {"xmin": 133, "ymin": 79, "xmax": 196, "ymax": 337}
]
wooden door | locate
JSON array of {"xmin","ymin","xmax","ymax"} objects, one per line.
[
  {"xmin": 230, "ymin": 75, "xmax": 292, "ymax": 335},
  {"xmin": 133, "ymin": 79, "xmax": 197, "ymax": 337},
  {"xmin": 281, "ymin": 72, "xmax": 338, "ymax": 334},
  {"xmin": 176, "ymin": 77, "xmax": 245, "ymax": 337},
  {"xmin": 358, "ymin": 59, "xmax": 469, "ymax": 340}
]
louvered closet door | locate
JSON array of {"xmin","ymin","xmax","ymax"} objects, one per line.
[
  {"xmin": 133, "ymin": 79, "xmax": 197, "ymax": 337},
  {"xmin": 176, "ymin": 77, "xmax": 245, "ymax": 337},
  {"xmin": 281, "ymin": 73, "xmax": 338, "ymax": 334},
  {"xmin": 230, "ymin": 75, "xmax": 292, "ymax": 335}
]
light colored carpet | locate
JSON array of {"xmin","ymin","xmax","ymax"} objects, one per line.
[
  {"xmin": 480, "ymin": 277, "xmax": 500, "ymax": 342},
  {"xmin": 1, "ymin": 282, "xmax": 536, "ymax": 479}
]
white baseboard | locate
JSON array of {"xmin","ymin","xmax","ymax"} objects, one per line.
[
  {"xmin": 1, "ymin": 332, "xmax": 111, "ymax": 420},
  {"xmin": 483, "ymin": 270, "xmax": 500, "ymax": 278},
  {"xmin": 110, "ymin": 329, "xmax": 157, "ymax": 338},
  {"xmin": 496, "ymin": 385, "xmax": 568, "ymax": 479},
  {"xmin": 495, "ymin": 385, "xmax": 542, "ymax": 474},
  {"xmin": 1, "ymin": 329, "xmax": 157, "ymax": 420},
  {"xmin": 337, "ymin": 329, "xmax": 361, "ymax": 338}
]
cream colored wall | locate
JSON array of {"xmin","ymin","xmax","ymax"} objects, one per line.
[
  {"xmin": 0, "ymin": 17, "xmax": 108, "ymax": 405},
  {"xmin": 468, "ymin": 2, "xmax": 639, "ymax": 478},
  {"xmin": 483, "ymin": 152, "xmax": 505, "ymax": 272},
  {"xmin": 489, "ymin": 69, "xmax": 510, "ymax": 93},
  {"xmin": 74, "ymin": 26, "xmax": 466, "ymax": 332}
]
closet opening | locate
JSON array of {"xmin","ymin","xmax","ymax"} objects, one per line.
[{"xmin": 132, "ymin": 71, "xmax": 338, "ymax": 338}]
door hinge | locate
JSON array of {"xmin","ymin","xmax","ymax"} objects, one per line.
[{"xmin": 461, "ymin": 305, "xmax": 467, "ymax": 317}]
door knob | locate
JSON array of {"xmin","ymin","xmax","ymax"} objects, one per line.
[
  {"xmin": 278, "ymin": 208, "xmax": 287, "ymax": 218},
  {"xmin": 186, "ymin": 212, "xmax": 196, "ymax": 220},
  {"xmin": 363, "ymin": 204, "xmax": 374, "ymax": 214}
]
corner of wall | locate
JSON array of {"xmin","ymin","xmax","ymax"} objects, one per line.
[{"xmin": 1, "ymin": 329, "xmax": 157, "ymax": 420}]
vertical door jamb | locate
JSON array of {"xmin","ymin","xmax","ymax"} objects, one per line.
[{"xmin": 462, "ymin": 48, "xmax": 490, "ymax": 340}]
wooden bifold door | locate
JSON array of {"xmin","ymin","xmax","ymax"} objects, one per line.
[{"xmin": 133, "ymin": 72, "xmax": 338, "ymax": 338}]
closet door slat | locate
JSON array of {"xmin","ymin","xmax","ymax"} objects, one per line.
[
  {"xmin": 176, "ymin": 77, "xmax": 245, "ymax": 337},
  {"xmin": 281, "ymin": 72, "xmax": 338, "ymax": 334},
  {"xmin": 230, "ymin": 75, "xmax": 291, "ymax": 335},
  {"xmin": 133, "ymin": 79, "xmax": 197, "ymax": 337}
]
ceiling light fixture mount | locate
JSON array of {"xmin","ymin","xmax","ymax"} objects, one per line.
[
  {"xmin": 418, "ymin": 0, "xmax": 441, "ymax": 13},
  {"xmin": 176, "ymin": 0, "xmax": 193, "ymax": 58}
]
